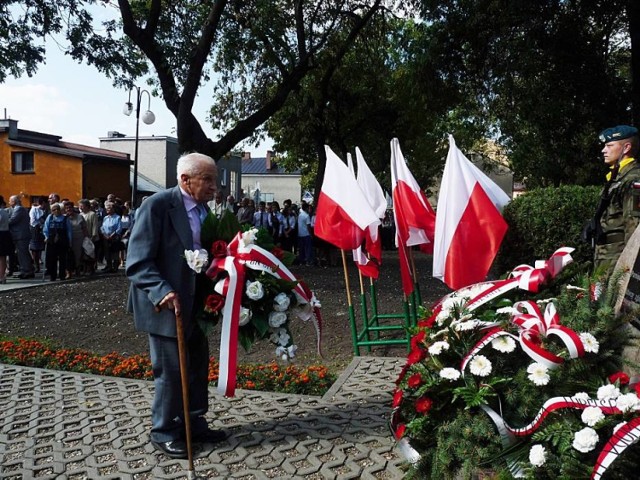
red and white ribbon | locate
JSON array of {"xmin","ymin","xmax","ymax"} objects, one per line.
[{"xmin": 592, "ymin": 416, "xmax": 640, "ymax": 479}]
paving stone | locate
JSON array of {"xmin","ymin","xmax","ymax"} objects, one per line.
[{"xmin": 0, "ymin": 357, "xmax": 405, "ymax": 479}]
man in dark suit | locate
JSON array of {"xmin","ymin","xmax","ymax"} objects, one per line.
[
  {"xmin": 126, "ymin": 152, "xmax": 225, "ymax": 458},
  {"xmin": 8, "ymin": 195, "xmax": 35, "ymax": 279}
]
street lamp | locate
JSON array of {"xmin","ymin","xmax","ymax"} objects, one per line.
[{"xmin": 123, "ymin": 86, "xmax": 155, "ymax": 206}]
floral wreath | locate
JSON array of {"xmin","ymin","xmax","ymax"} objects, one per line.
[{"xmin": 185, "ymin": 210, "xmax": 322, "ymax": 397}]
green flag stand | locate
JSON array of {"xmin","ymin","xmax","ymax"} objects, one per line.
[{"xmin": 341, "ymin": 250, "xmax": 421, "ymax": 356}]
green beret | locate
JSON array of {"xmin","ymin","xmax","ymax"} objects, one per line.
[{"xmin": 599, "ymin": 125, "xmax": 639, "ymax": 143}]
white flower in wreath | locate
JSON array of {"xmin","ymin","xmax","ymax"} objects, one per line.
[
  {"xmin": 184, "ymin": 249, "xmax": 209, "ymax": 273},
  {"xmin": 245, "ymin": 280, "xmax": 265, "ymax": 300},
  {"xmin": 491, "ymin": 336, "xmax": 516, "ymax": 353},
  {"xmin": 240, "ymin": 228, "xmax": 258, "ymax": 247},
  {"xmin": 527, "ymin": 362, "xmax": 550, "ymax": 386},
  {"xmin": 238, "ymin": 307, "xmax": 252, "ymax": 326},
  {"xmin": 572, "ymin": 392, "xmax": 591, "ymax": 402},
  {"xmin": 428, "ymin": 341, "xmax": 450, "ymax": 356},
  {"xmin": 597, "ymin": 384, "xmax": 621, "ymax": 402},
  {"xmin": 579, "ymin": 332, "xmax": 600, "ymax": 354},
  {"xmin": 572, "ymin": 427, "xmax": 599, "ymax": 453},
  {"xmin": 529, "ymin": 444, "xmax": 546, "ymax": 467},
  {"xmin": 613, "ymin": 422, "xmax": 627, "ymax": 435},
  {"xmin": 439, "ymin": 367, "xmax": 461, "ymax": 381},
  {"xmin": 469, "ymin": 355, "xmax": 492, "ymax": 377},
  {"xmin": 615, "ymin": 393, "xmax": 640, "ymax": 413},
  {"xmin": 453, "ymin": 320, "xmax": 478, "ymax": 332},
  {"xmin": 268, "ymin": 310, "xmax": 288, "ymax": 328},
  {"xmin": 276, "ymin": 344, "xmax": 297, "ymax": 360},
  {"xmin": 273, "ymin": 292, "xmax": 291, "ymax": 312},
  {"xmin": 496, "ymin": 306, "xmax": 518, "ymax": 316},
  {"xmin": 581, "ymin": 406, "xmax": 605, "ymax": 427},
  {"xmin": 270, "ymin": 328, "xmax": 290, "ymax": 346}
]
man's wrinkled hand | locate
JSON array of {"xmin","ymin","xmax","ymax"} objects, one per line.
[{"xmin": 157, "ymin": 291, "xmax": 181, "ymax": 317}]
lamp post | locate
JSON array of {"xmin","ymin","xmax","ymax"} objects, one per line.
[{"xmin": 123, "ymin": 86, "xmax": 155, "ymax": 206}]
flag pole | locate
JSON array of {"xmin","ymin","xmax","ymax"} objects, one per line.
[
  {"xmin": 341, "ymin": 249, "xmax": 360, "ymax": 356},
  {"xmin": 409, "ymin": 249, "xmax": 421, "ymax": 325}
]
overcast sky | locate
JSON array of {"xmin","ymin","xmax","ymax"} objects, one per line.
[{"xmin": 0, "ymin": 5, "xmax": 272, "ymax": 155}]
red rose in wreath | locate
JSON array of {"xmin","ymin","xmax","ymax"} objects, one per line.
[
  {"xmin": 211, "ymin": 240, "xmax": 228, "ymax": 258},
  {"xmin": 204, "ymin": 293, "xmax": 225, "ymax": 313}
]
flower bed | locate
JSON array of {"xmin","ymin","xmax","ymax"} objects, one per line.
[
  {"xmin": 0, "ymin": 337, "xmax": 335, "ymax": 396},
  {"xmin": 392, "ymin": 248, "xmax": 640, "ymax": 479}
]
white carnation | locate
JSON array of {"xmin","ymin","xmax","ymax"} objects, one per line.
[
  {"xmin": 496, "ymin": 306, "xmax": 518, "ymax": 316},
  {"xmin": 268, "ymin": 310, "xmax": 288, "ymax": 328},
  {"xmin": 273, "ymin": 292, "xmax": 291, "ymax": 312},
  {"xmin": 491, "ymin": 336, "xmax": 516, "ymax": 353},
  {"xmin": 184, "ymin": 249, "xmax": 209, "ymax": 273},
  {"xmin": 270, "ymin": 328, "xmax": 290, "ymax": 346},
  {"xmin": 597, "ymin": 384, "xmax": 621, "ymax": 402},
  {"xmin": 453, "ymin": 320, "xmax": 478, "ymax": 331},
  {"xmin": 615, "ymin": 393, "xmax": 640, "ymax": 413},
  {"xmin": 581, "ymin": 406, "xmax": 604, "ymax": 427},
  {"xmin": 529, "ymin": 444, "xmax": 546, "ymax": 467},
  {"xmin": 572, "ymin": 392, "xmax": 591, "ymax": 403},
  {"xmin": 527, "ymin": 362, "xmax": 550, "ymax": 386},
  {"xmin": 572, "ymin": 427, "xmax": 599, "ymax": 453},
  {"xmin": 245, "ymin": 280, "xmax": 265, "ymax": 300},
  {"xmin": 469, "ymin": 355, "xmax": 492, "ymax": 377},
  {"xmin": 238, "ymin": 307, "xmax": 252, "ymax": 326},
  {"xmin": 580, "ymin": 332, "xmax": 600, "ymax": 354},
  {"xmin": 275, "ymin": 344, "xmax": 297, "ymax": 360},
  {"xmin": 428, "ymin": 341, "xmax": 450, "ymax": 356},
  {"xmin": 439, "ymin": 368, "xmax": 461, "ymax": 381},
  {"xmin": 613, "ymin": 422, "xmax": 627, "ymax": 435},
  {"xmin": 240, "ymin": 228, "xmax": 258, "ymax": 247}
]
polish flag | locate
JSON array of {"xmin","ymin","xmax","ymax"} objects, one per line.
[
  {"xmin": 433, "ymin": 135, "xmax": 510, "ymax": 290},
  {"xmin": 390, "ymin": 138, "xmax": 436, "ymax": 295},
  {"xmin": 315, "ymin": 146, "xmax": 381, "ymax": 250},
  {"xmin": 348, "ymin": 148, "xmax": 387, "ymax": 278}
]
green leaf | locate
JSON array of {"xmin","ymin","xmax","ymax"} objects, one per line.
[
  {"xmin": 252, "ymin": 314, "xmax": 270, "ymax": 337},
  {"xmin": 217, "ymin": 209, "xmax": 242, "ymax": 242},
  {"xmin": 200, "ymin": 212, "xmax": 219, "ymax": 252}
]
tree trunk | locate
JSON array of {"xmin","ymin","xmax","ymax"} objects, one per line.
[{"xmin": 629, "ymin": 0, "xmax": 640, "ymax": 123}]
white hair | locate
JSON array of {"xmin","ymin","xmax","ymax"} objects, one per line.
[
  {"xmin": 176, "ymin": 152, "xmax": 216, "ymax": 182},
  {"xmin": 9, "ymin": 195, "xmax": 21, "ymax": 205}
]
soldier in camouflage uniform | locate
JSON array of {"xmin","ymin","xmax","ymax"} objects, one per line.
[{"xmin": 592, "ymin": 125, "xmax": 640, "ymax": 272}]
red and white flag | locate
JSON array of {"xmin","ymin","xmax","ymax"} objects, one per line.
[
  {"xmin": 433, "ymin": 135, "xmax": 510, "ymax": 290},
  {"xmin": 349, "ymin": 148, "xmax": 387, "ymax": 278},
  {"xmin": 315, "ymin": 146, "xmax": 380, "ymax": 250},
  {"xmin": 390, "ymin": 138, "xmax": 436, "ymax": 295}
]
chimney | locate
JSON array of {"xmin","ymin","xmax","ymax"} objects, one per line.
[
  {"xmin": 0, "ymin": 118, "xmax": 18, "ymax": 139},
  {"xmin": 242, "ymin": 151, "xmax": 251, "ymax": 160},
  {"xmin": 266, "ymin": 150, "xmax": 275, "ymax": 170},
  {"xmin": 107, "ymin": 131, "xmax": 126, "ymax": 138}
]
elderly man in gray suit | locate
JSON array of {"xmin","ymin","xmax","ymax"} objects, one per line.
[
  {"xmin": 126, "ymin": 152, "xmax": 226, "ymax": 459},
  {"xmin": 9, "ymin": 195, "xmax": 35, "ymax": 279}
]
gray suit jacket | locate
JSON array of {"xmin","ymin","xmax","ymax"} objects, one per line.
[
  {"xmin": 126, "ymin": 186, "xmax": 198, "ymax": 338},
  {"xmin": 8, "ymin": 205, "xmax": 30, "ymax": 240}
]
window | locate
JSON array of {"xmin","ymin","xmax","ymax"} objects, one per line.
[{"xmin": 12, "ymin": 151, "xmax": 34, "ymax": 173}]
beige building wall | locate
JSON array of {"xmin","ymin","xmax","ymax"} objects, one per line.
[{"xmin": 243, "ymin": 174, "xmax": 301, "ymax": 204}]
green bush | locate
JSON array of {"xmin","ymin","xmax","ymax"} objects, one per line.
[{"xmin": 494, "ymin": 184, "xmax": 600, "ymax": 274}]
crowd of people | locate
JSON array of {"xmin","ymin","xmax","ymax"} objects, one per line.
[
  {"xmin": 0, "ymin": 188, "xmax": 398, "ymax": 285},
  {"xmin": 207, "ymin": 193, "xmax": 335, "ymax": 267},
  {"xmin": 0, "ymin": 192, "xmax": 135, "ymax": 283}
]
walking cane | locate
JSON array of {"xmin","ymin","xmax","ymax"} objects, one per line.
[{"xmin": 175, "ymin": 310, "xmax": 197, "ymax": 479}]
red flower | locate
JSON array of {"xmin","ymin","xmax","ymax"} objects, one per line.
[
  {"xmin": 407, "ymin": 348, "xmax": 425, "ymax": 366},
  {"xmin": 417, "ymin": 315, "xmax": 436, "ymax": 329},
  {"xmin": 635, "ymin": 383, "xmax": 640, "ymax": 397},
  {"xmin": 410, "ymin": 331, "xmax": 426, "ymax": 350},
  {"xmin": 394, "ymin": 423, "xmax": 406, "ymax": 439},
  {"xmin": 271, "ymin": 246, "xmax": 285, "ymax": 260},
  {"xmin": 415, "ymin": 396, "xmax": 433, "ymax": 414},
  {"xmin": 609, "ymin": 372, "xmax": 630, "ymax": 386},
  {"xmin": 392, "ymin": 389, "xmax": 403, "ymax": 408},
  {"xmin": 407, "ymin": 372, "xmax": 422, "ymax": 388},
  {"xmin": 204, "ymin": 293, "xmax": 225, "ymax": 313},
  {"xmin": 211, "ymin": 240, "xmax": 228, "ymax": 258},
  {"xmin": 395, "ymin": 364, "xmax": 410, "ymax": 385}
]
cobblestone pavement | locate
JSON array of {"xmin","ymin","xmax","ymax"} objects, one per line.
[{"xmin": 0, "ymin": 357, "xmax": 407, "ymax": 479}]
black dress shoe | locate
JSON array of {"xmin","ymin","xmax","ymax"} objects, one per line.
[
  {"xmin": 193, "ymin": 428, "xmax": 227, "ymax": 444},
  {"xmin": 151, "ymin": 439, "xmax": 189, "ymax": 459}
]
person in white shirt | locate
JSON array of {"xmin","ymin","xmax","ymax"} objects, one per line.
[
  {"xmin": 296, "ymin": 202, "xmax": 313, "ymax": 265},
  {"xmin": 207, "ymin": 191, "xmax": 226, "ymax": 218}
]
